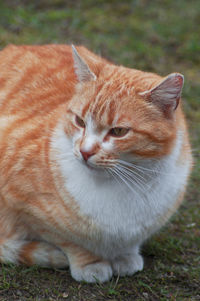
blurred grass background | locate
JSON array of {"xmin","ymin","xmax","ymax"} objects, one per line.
[{"xmin": 0, "ymin": 0, "xmax": 199, "ymax": 300}]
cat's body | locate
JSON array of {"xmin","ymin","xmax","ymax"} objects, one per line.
[{"xmin": 0, "ymin": 44, "xmax": 192, "ymax": 282}]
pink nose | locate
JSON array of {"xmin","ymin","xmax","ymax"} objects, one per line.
[{"xmin": 80, "ymin": 149, "xmax": 95, "ymax": 161}]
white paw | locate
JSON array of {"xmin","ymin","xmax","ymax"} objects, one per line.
[
  {"xmin": 111, "ymin": 253, "xmax": 144, "ymax": 276},
  {"xmin": 70, "ymin": 261, "xmax": 113, "ymax": 283}
]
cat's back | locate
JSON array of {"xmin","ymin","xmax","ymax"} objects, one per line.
[
  {"xmin": 0, "ymin": 44, "xmax": 75, "ymax": 73},
  {"xmin": 0, "ymin": 45, "xmax": 79, "ymax": 115}
]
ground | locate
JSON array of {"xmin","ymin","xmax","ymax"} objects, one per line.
[{"xmin": 0, "ymin": 0, "xmax": 199, "ymax": 300}]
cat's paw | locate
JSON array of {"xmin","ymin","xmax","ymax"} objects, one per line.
[
  {"xmin": 111, "ymin": 253, "xmax": 143, "ymax": 276},
  {"xmin": 70, "ymin": 261, "xmax": 113, "ymax": 283}
]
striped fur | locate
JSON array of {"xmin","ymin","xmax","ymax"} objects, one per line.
[{"xmin": 0, "ymin": 45, "xmax": 192, "ymax": 282}]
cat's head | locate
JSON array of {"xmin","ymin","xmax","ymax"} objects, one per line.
[{"xmin": 64, "ymin": 46, "xmax": 184, "ymax": 173}]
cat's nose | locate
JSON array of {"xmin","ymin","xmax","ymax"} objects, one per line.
[{"xmin": 80, "ymin": 149, "xmax": 95, "ymax": 161}]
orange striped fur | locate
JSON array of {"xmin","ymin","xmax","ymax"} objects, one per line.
[{"xmin": 0, "ymin": 45, "xmax": 192, "ymax": 282}]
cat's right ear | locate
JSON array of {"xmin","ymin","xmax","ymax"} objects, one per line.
[{"xmin": 72, "ymin": 45, "xmax": 96, "ymax": 82}]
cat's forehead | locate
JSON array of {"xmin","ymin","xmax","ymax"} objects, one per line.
[
  {"xmin": 77, "ymin": 80, "xmax": 137, "ymax": 126},
  {"xmin": 93, "ymin": 80, "xmax": 135, "ymax": 99}
]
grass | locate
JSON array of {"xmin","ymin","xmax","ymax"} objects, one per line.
[{"xmin": 0, "ymin": 0, "xmax": 199, "ymax": 300}]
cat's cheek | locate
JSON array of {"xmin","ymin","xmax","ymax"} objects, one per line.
[
  {"xmin": 73, "ymin": 136, "xmax": 83, "ymax": 159},
  {"xmin": 102, "ymin": 140, "xmax": 113, "ymax": 152},
  {"xmin": 64, "ymin": 118, "xmax": 78, "ymax": 137}
]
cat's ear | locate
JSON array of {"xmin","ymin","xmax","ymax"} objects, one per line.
[
  {"xmin": 140, "ymin": 73, "xmax": 184, "ymax": 116},
  {"xmin": 72, "ymin": 45, "xmax": 96, "ymax": 82}
]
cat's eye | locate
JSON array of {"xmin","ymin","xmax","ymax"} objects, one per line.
[
  {"xmin": 75, "ymin": 115, "xmax": 85, "ymax": 128},
  {"xmin": 109, "ymin": 127, "xmax": 129, "ymax": 137}
]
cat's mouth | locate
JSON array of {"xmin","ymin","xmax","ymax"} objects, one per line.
[
  {"xmin": 81, "ymin": 159, "xmax": 109, "ymax": 172},
  {"xmin": 85, "ymin": 161, "xmax": 102, "ymax": 170},
  {"xmin": 84, "ymin": 162, "xmax": 96, "ymax": 170},
  {"xmin": 82, "ymin": 161, "xmax": 113, "ymax": 179}
]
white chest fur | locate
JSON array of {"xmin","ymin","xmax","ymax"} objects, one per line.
[{"xmin": 51, "ymin": 125, "xmax": 190, "ymax": 258}]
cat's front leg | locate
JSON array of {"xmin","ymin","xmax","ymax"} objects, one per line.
[
  {"xmin": 61, "ymin": 242, "xmax": 113, "ymax": 283},
  {"xmin": 111, "ymin": 246, "xmax": 144, "ymax": 276}
]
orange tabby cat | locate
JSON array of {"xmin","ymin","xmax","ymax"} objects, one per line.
[{"xmin": 0, "ymin": 44, "xmax": 192, "ymax": 282}]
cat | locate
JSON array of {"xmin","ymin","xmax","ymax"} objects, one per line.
[{"xmin": 0, "ymin": 44, "xmax": 192, "ymax": 283}]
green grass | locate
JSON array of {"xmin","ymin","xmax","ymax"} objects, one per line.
[{"xmin": 0, "ymin": 0, "xmax": 199, "ymax": 300}]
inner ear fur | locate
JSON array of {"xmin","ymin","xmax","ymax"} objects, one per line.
[
  {"xmin": 72, "ymin": 45, "xmax": 97, "ymax": 83},
  {"xmin": 140, "ymin": 73, "xmax": 184, "ymax": 117}
]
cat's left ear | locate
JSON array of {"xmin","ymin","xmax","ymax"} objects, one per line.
[
  {"xmin": 140, "ymin": 73, "xmax": 184, "ymax": 116},
  {"xmin": 72, "ymin": 45, "xmax": 96, "ymax": 82}
]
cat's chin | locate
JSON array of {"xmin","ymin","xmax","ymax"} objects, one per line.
[{"xmin": 80, "ymin": 160, "xmax": 111, "ymax": 178}]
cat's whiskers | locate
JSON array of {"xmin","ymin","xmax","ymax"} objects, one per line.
[
  {"xmin": 115, "ymin": 164, "xmax": 152, "ymax": 192},
  {"xmin": 110, "ymin": 167, "xmax": 142, "ymax": 200},
  {"xmin": 118, "ymin": 159, "xmax": 173, "ymax": 177},
  {"xmin": 95, "ymin": 159, "xmax": 116, "ymax": 168},
  {"xmin": 116, "ymin": 163, "xmax": 149, "ymax": 183},
  {"xmin": 111, "ymin": 166, "xmax": 157, "ymax": 210},
  {"xmin": 115, "ymin": 164, "xmax": 145, "ymax": 186},
  {"xmin": 106, "ymin": 168, "xmax": 122, "ymax": 186},
  {"xmin": 88, "ymin": 163, "xmax": 114, "ymax": 170},
  {"xmin": 114, "ymin": 165, "xmax": 150, "ymax": 195},
  {"xmin": 116, "ymin": 162, "xmax": 156, "ymax": 187}
]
